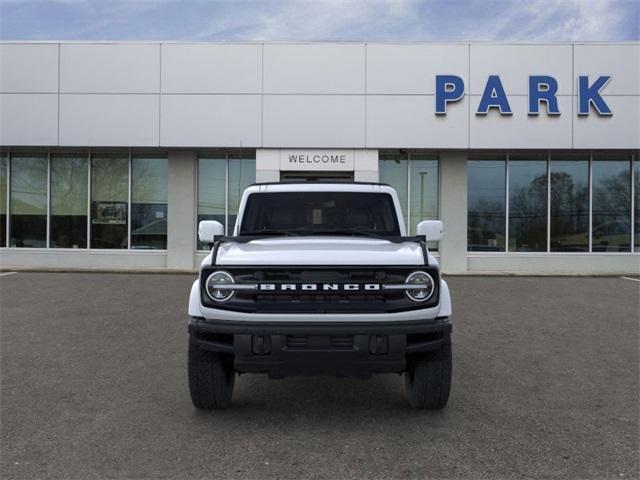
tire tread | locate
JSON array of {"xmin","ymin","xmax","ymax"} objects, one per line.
[{"xmin": 188, "ymin": 342, "xmax": 235, "ymax": 409}]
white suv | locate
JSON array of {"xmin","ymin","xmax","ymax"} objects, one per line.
[{"xmin": 188, "ymin": 182, "xmax": 452, "ymax": 409}]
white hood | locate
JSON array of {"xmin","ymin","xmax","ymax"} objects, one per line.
[{"xmin": 207, "ymin": 237, "xmax": 436, "ymax": 266}]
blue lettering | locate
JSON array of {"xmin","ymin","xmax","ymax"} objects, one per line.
[
  {"xmin": 528, "ymin": 75, "xmax": 560, "ymax": 115},
  {"xmin": 578, "ymin": 75, "xmax": 612, "ymax": 116},
  {"xmin": 476, "ymin": 75, "xmax": 512, "ymax": 115},
  {"xmin": 435, "ymin": 75, "xmax": 465, "ymax": 115}
]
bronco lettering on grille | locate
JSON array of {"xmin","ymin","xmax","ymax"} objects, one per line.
[{"xmin": 258, "ymin": 283, "xmax": 381, "ymax": 291}]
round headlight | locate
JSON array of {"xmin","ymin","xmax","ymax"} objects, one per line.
[
  {"xmin": 405, "ymin": 271, "xmax": 435, "ymax": 302},
  {"xmin": 205, "ymin": 271, "xmax": 235, "ymax": 302}
]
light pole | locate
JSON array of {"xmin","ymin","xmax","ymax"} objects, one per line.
[{"xmin": 419, "ymin": 171, "xmax": 427, "ymax": 220}]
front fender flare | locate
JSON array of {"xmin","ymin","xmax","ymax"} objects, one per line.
[
  {"xmin": 438, "ymin": 278, "xmax": 452, "ymax": 318},
  {"xmin": 188, "ymin": 279, "xmax": 201, "ymax": 317}
]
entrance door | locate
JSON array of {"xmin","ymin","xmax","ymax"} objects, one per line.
[{"xmin": 280, "ymin": 171, "xmax": 354, "ymax": 182}]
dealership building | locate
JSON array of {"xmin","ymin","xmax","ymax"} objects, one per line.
[{"xmin": 0, "ymin": 41, "xmax": 638, "ymax": 274}]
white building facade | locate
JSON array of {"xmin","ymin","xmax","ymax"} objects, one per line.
[{"xmin": 0, "ymin": 41, "xmax": 638, "ymax": 274}]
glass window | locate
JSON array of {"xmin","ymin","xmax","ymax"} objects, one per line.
[
  {"xmin": 379, "ymin": 151, "xmax": 408, "ymax": 227},
  {"xmin": 0, "ymin": 154, "xmax": 6, "ymax": 247},
  {"xmin": 131, "ymin": 156, "xmax": 168, "ymax": 249},
  {"xmin": 197, "ymin": 155, "xmax": 226, "ymax": 250},
  {"xmin": 409, "ymin": 154, "xmax": 438, "ymax": 235},
  {"xmin": 240, "ymin": 192, "xmax": 400, "ymax": 236},
  {"xmin": 50, "ymin": 155, "xmax": 88, "ymax": 248},
  {"xmin": 91, "ymin": 154, "xmax": 128, "ymax": 249},
  {"xmin": 634, "ymin": 154, "xmax": 639, "ymax": 252},
  {"xmin": 197, "ymin": 152, "xmax": 256, "ymax": 249},
  {"xmin": 228, "ymin": 154, "xmax": 256, "ymax": 233},
  {"xmin": 468, "ymin": 157, "xmax": 506, "ymax": 252},
  {"xmin": 592, "ymin": 154, "xmax": 631, "ymax": 252},
  {"xmin": 10, "ymin": 154, "xmax": 47, "ymax": 248},
  {"xmin": 508, "ymin": 154, "xmax": 548, "ymax": 252},
  {"xmin": 549, "ymin": 155, "xmax": 589, "ymax": 252}
]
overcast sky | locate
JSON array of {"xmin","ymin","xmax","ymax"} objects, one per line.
[{"xmin": 0, "ymin": 0, "xmax": 638, "ymax": 42}]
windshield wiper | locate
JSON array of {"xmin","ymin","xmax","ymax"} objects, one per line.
[
  {"xmin": 239, "ymin": 229, "xmax": 300, "ymax": 236},
  {"xmin": 315, "ymin": 228, "xmax": 385, "ymax": 239}
]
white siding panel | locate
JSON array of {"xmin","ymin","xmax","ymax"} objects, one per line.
[
  {"xmin": 0, "ymin": 44, "xmax": 59, "ymax": 93},
  {"xmin": 263, "ymin": 95, "xmax": 364, "ymax": 148},
  {"xmin": 59, "ymin": 94, "xmax": 159, "ymax": 146},
  {"xmin": 161, "ymin": 94, "xmax": 261, "ymax": 147},
  {"xmin": 366, "ymin": 95, "xmax": 468, "ymax": 148},
  {"xmin": 0, "ymin": 94, "xmax": 58, "ymax": 145},
  {"xmin": 469, "ymin": 95, "xmax": 572, "ymax": 149},
  {"xmin": 367, "ymin": 44, "xmax": 468, "ymax": 94},
  {"xmin": 60, "ymin": 43, "xmax": 160, "ymax": 93},
  {"xmin": 470, "ymin": 44, "xmax": 573, "ymax": 95},
  {"xmin": 161, "ymin": 44, "xmax": 262, "ymax": 93},
  {"xmin": 573, "ymin": 96, "xmax": 640, "ymax": 149},
  {"xmin": 263, "ymin": 44, "xmax": 365, "ymax": 94},
  {"xmin": 574, "ymin": 44, "xmax": 640, "ymax": 95}
]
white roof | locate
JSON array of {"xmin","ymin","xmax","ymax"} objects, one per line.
[{"xmin": 245, "ymin": 183, "xmax": 396, "ymax": 194}]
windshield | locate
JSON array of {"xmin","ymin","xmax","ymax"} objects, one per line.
[{"xmin": 239, "ymin": 192, "xmax": 401, "ymax": 237}]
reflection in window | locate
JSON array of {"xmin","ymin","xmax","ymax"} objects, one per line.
[
  {"xmin": 592, "ymin": 154, "xmax": 631, "ymax": 252},
  {"xmin": 131, "ymin": 156, "xmax": 168, "ymax": 249},
  {"xmin": 379, "ymin": 151, "xmax": 408, "ymax": 227},
  {"xmin": 228, "ymin": 155, "xmax": 256, "ymax": 233},
  {"xmin": 468, "ymin": 157, "xmax": 506, "ymax": 251},
  {"xmin": 10, "ymin": 155, "xmax": 47, "ymax": 248},
  {"xmin": 508, "ymin": 155, "xmax": 547, "ymax": 252},
  {"xmin": 50, "ymin": 155, "xmax": 88, "ymax": 248},
  {"xmin": 198, "ymin": 156, "xmax": 226, "ymax": 250},
  {"xmin": 197, "ymin": 152, "xmax": 257, "ymax": 249},
  {"xmin": 0, "ymin": 154, "xmax": 6, "ymax": 247},
  {"xmin": 409, "ymin": 154, "xmax": 438, "ymax": 235},
  {"xmin": 91, "ymin": 155, "xmax": 128, "ymax": 249},
  {"xmin": 379, "ymin": 151, "xmax": 439, "ymax": 245},
  {"xmin": 550, "ymin": 155, "xmax": 589, "ymax": 252},
  {"xmin": 634, "ymin": 157, "xmax": 639, "ymax": 252}
]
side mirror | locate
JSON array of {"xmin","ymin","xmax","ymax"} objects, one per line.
[
  {"xmin": 416, "ymin": 220, "xmax": 444, "ymax": 242},
  {"xmin": 198, "ymin": 220, "xmax": 224, "ymax": 244}
]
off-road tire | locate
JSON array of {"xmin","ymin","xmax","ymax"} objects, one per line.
[
  {"xmin": 404, "ymin": 340, "xmax": 452, "ymax": 410},
  {"xmin": 188, "ymin": 342, "xmax": 235, "ymax": 409}
]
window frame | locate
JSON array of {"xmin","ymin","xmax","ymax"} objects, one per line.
[
  {"xmin": 49, "ymin": 153, "xmax": 89, "ymax": 249},
  {"xmin": 468, "ymin": 150, "xmax": 637, "ymax": 254},
  {"xmin": 467, "ymin": 154, "xmax": 507, "ymax": 252},
  {"xmin": 8, "ymin": 152, "xmax": 49, "ymax": 248},
  {"xmin": 379, "ymin": 150, "xmax": 440, "ymax": 236},
  {"xmin": 129, "ymin": 154, "xmax": 169, "ymax": 250},
  {"xmin": 89, "ymin": 151, "xmax": 130, "ymax": 250},
  {"xmin": 196, "ymin": 150, "xmax": 256, "ymax": 251},
  {"xmin": 1, "ymin": 151, "xmax": 8, "ymax": 248}
]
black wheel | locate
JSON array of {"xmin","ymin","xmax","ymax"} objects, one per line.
[
  {"xmin": 404, "ymin": 340, "xmax": 452, "ymax": 410},
  {"xmin": 188, "ymin": 342, "xmax": 235, "ymax": 409}
]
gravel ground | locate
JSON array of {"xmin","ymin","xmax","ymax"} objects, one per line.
[{"xmin": 1, "ymin": 272, "xmax": 638, "ymax": 480}]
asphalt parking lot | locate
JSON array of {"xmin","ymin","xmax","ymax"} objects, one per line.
[{"xmin": 0, "ymin": 272, "xmax": 638, "ymax": 480}]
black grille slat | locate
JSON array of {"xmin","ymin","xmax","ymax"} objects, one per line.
[
  {"xmin": 286, "ymin": 336, "xmax": 308, "ymax": 348},
  {"xmin": 286, "ymin": 335, "xmax": 355, "ymax": 350}
]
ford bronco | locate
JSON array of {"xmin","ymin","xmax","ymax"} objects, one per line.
[{"xmin": 188, "ymin": 182, "xmax": 452, "ymax": 409}]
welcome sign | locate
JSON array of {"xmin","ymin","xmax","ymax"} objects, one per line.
[{"xmin": 279, "ymin": 150, "xmax": 355, "ymax": 171}]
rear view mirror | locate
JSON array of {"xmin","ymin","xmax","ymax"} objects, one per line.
[
  {"xmin": 198, "ymin": 220, "xmax": 224, "ymax": 244},
  {"xmin": 416, "ymin": 220, "xmax": 444, "ymax": 242}
]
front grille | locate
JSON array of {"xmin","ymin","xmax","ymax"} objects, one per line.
[
  {"xmin": 234, "ymin": 269, "xmax": 406, "ymax": 284},
  {"xmin": 201, "ymin": 266, "xmax": 439, "ymax": 313}
]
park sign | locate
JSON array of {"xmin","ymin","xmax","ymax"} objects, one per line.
[{"xmin": 435, "ymin": 75, "xmax": 613, "ymax": 116}]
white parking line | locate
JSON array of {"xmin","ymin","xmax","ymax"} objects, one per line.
[
  {"xmin": 0, "ymin": 271, "xmax": 17, "ymax": 277},
  {"xmin": 620, "ymin": 276, "xmax": 640, "ymax": 283}
]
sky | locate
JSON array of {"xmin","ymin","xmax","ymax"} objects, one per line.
[{"xmin": 0, "ymin": 0, "xmax": 638, "ymax": 42}]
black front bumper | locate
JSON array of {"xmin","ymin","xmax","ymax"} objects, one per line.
[{"xmin": 188, "ymin": 317, "xmax": 452, "ymax": 378}]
